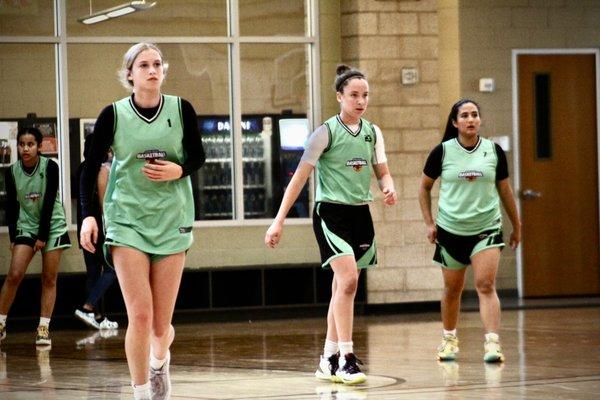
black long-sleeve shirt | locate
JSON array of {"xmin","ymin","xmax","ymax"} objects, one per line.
[
  {"xmin": 80, "ymin": 95, "xmax": 205, "ymax": 219},
  {"xmin": 5, "ymin": 158, "xmax": 60, "ymax": 242}
]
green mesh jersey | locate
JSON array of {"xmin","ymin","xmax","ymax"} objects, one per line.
[
  {"xmin": 103, "ymin": 94, "xmax": 194, "ymax": 254},
  {"xmin": 10, "ymin": 157, "xmax": 67, "ymax": 236},
  {"xmin": 437, "ymin": 137, "xmax": 502, "ymax": 235},
  {"xmin": 315, "ymin": 115, "xmax": 376, "ymax": 205}
]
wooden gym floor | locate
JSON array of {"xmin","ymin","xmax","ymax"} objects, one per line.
[{"xmin": 0, "ymin": 305, "xmax": 599, "ymax": 399}]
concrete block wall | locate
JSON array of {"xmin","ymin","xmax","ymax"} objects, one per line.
[{"xmin": 340, "ymin": 0, "xmax": 443, "ymax": 303}]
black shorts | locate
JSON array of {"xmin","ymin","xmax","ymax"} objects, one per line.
[
  {"xmin": 312, "ymin": 202, "xmax": 376, "ymax": 269},
  {"xmin": 14, "ymin": 231, "xmax": 71, "ymax": 253},
  {"xmin": 434, "ymin": 225, "xmax": 504, "ymax": 269}
]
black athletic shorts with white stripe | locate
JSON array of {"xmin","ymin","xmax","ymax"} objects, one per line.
[
  {"xmin": 14, "ymin": 231, "xmax": 71, "ymax": 253},
  {"xmin": 433, "ymin": 225, "xmax": 504, "ymax": 269},
  {"xmin": 312, "ymin": 202, "xmax": 377, "ymax": 269}
]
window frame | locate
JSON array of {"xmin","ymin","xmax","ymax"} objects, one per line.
[{"xmin": 0, "ymin": 0, "xmax": 320, "ymax": 231}]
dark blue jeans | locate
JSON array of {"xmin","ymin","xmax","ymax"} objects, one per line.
[{"xmin": 83, "ymin": 249, "xmax": 116, "ymax": 310}]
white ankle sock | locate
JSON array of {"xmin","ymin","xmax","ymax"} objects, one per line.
[
  {"xmin": 338, "ymin": 341, "xmax": 353, "ymax": 357},
  {"xmin": 443, "ymin": 329, "xmax": 457, "ymax": 337},
  {"xmin": 150, "ymin": 350, "xmax": 169, "ymax": 370},
  {"xmin": 39, "ymin": 317, "xmax": 50, "ymax": 328},
  {"xmin": 323, "ymin": 339, "xmax": 338, "ymax": 358},
  {"xmin": 485, "ymin": 332, "xmax": 499, "ymax": 342},
  {"xmin": 132, "ymin": 381, "xmax": 151, "ymax": 399}
]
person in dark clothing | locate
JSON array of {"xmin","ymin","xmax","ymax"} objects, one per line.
[{"xmin": 74, "ymin": 133, "xmax": 118, "ymax": 330}]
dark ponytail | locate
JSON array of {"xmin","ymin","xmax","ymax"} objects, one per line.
[
  {"xmin": 334, "ymin": 64, "xmax": 366, "ymax": 93},
  {"xmin": 441, "ymin": 99, "xmax": 480, "ymax": 143}
]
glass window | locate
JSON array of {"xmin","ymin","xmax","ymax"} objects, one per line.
[
  {"xmin": 3, "ymin": 1, "xmax": 318, "ymax": 227},
  {"xmin": 66, "ymin": 0, "xmax": 227, "ymax": 37},
  {"xmin": 67, "ymin": 43, "xmax": 231, "ymax": 223},
  {"xmin": 534, "ymin": 73, "xmax": 552, "ymax": 159},
  {"xmin": 240, "ymin": 44, "xmax": 310, "ymax": 219},
  {"xmin": 239, "ymin": 0, "xmax": 307, "ymax": 36},
  {"xmin": 0, "ymin": 44, "xmax": 57, "ymax": 226},
  {"xmin": 0, "ymin": 0, "xmax": 55, "ymax": 36}
]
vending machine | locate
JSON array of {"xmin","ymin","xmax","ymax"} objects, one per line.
[
  {"xmin": 197, "ymin": 115, "xmax": 269, "ymax": 220},
  {"xmin": 196, "ymin": 114, "xmax": 310, "ymax": 220},
  {"xmin": 273, "ymin": 116, "xmax": 310, "ymax": 218}
]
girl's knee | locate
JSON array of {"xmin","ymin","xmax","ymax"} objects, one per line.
[
  {"xmin": 338, "ymin": 275, "xmax": 358, "ymax": 296},
  {"xmin": 475, "ymin": 279, "xmax": 495, "ymax": 295}
]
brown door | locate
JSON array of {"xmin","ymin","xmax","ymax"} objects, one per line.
[{"xmin": 519, "ymin": 54, "xmax": 600, "ymax": 297}]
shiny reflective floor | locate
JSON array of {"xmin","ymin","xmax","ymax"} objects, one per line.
[{"xmin": 0, "ymin": 306, "xmax": 599, "ymax": 399}]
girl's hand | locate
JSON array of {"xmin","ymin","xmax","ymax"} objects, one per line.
[
  {"xmin": 80, "ymin": 216, "xmax": 98, "ymax": 253},
  {"xmin": 426, "ymin": 224, "xmax": 437, "ymax": 244},
  {"xmin": 382, "ymin": 187, "xmax": 397, "ymax": 206},
  {"xmin": 142, "ymin": 160, "xmax": 183, "ymax": 182},
  {"xmin": 265, "ymin": 220, "xmax": 283, "ymax": 248},
  {"xmin": 34, "ymin": 240, "xmax": 46, "ymax": 252},
  {"xmin": 509, "ymin": 228, "xmax": 521, "ymax": 250}
]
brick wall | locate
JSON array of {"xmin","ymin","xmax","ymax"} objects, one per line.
[{"xmin": 340, "ymin": 0, "xmax": 443, "ymax": 303}]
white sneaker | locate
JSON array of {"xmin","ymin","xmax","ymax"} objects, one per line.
[
  {"xmin": 150, "ymin": 350, "xmax": 171, "ymax": 400},
  {"xmin": 335, "ymin": 353, "xmax": 366, "ymax": 385},
  {"xmin": 74, "ymin": 309, "xmax": 100, "ymax": 329},
  {"xmin": 437, "ymin": 333, "xmax": 459, "ymax": 361},
  {"xmin": 98, "ymin": 317, "xmax": 118, "ymax": 330},
  {"xmin": 315, "ymin": 353, "xmax": 342, "ymax": 383},
  {"xmin": 483, "ymin": 336, "xmax": 505, "ymax": 363},
  {"xmin": 35, "ymin": 325, "xmax": 51, "ymax": 347}
]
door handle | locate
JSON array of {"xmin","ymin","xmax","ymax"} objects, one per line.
[{"xmin": 521, "ymin": 189, "xmax": 542, "ymax": 199}]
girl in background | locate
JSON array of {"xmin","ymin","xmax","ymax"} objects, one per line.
[
  {"xmin": 0, "ymin": 126, "xmax": 71, "ymax": 347},
  {"xmin": 419, "ymin": 99, "xmax": 521, "ymax": 363}
]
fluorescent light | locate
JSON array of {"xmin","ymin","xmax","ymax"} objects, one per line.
[
  {"xmin": 106, "ymin": 6, "xmax": 136, "ymax": 18},
  {"xmin": 78, "ymin": 1, "xmax": 156, "ymax": 25},
  {"xmin": 81, "ymin": 14, "xmax": 109, "ymax": 25}
]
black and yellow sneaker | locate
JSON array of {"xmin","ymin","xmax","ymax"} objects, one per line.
[
  {"xmin": 315, "ymin": 352, "xmax": 342, "ymax": 383},
  {"xmin": 335, "ymin": 353, "xmax": 366, "ymax": 385}
]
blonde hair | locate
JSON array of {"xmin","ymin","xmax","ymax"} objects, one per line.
[{"xmin": 118, "ymin": 42, "xmax": 169, "ymax": 91}]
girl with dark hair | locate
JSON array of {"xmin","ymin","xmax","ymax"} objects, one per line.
[
  {"xmin": 265, "ymin": 64, "xmax": 397, "ymax": 385},
  {"xmin": 0, "ymin": 127, "xmax": 71, "ymax": 346},
  {"xmin": 419, "ymin": 99, "xmax": 521, "ymax": 363},
  {"xmin": 79, "ymin": 42, "xmax": 205, "ymax": 400}
]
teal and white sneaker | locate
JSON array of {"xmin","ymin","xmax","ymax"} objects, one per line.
[
  {"xmin": 483, "ymin": 336, "xmax": 505, "ymax": 363},
  {"xmin": 315, "ymin": 353, "xmax": 342, "ymax": 383},
  {"xmin": 437, "ymin": 334, "xmax": 459, "ymax": 361}
]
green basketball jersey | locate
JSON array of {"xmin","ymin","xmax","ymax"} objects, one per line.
[
  {"xmin": 10, "ymin": 157, "xmax": 67, "ymax": 237},
  {"xmin": 315, "ymin": 115, "xmax": 376, "ymax": 205},
  {"xmin": 437, "ymin": 137, "xmax": 502, "ymax": 235},
  {"xmin": 104, "ymin": 94, "xmax": 194, "ymax": 254}
]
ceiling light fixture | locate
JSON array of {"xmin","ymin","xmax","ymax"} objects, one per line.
[{"xmin": 78, "ymin": 1, "xmax": 157, "ymax": 25}]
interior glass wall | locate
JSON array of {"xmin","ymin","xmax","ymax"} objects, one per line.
[
  {"xmin": 66, "ymin": 0, "xmax": 228, "ymax": 37},
  {"xmin": 239, "ymin": 0, "xmax": 307, "ymax": 36},
  {"xmin": 0, "ymin": 0, "xmax": 55, "ymax": 36},
  {"xmin": 0, "ymin": 44, "xmax": 57, "ymax": 226},
  {"xmin": 0, "ymin": 0, "xmax": 316, "ymax": 228},
  {"xmin": 240, "ymin": 43, "xmax": 311, "ymax": 219}
]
